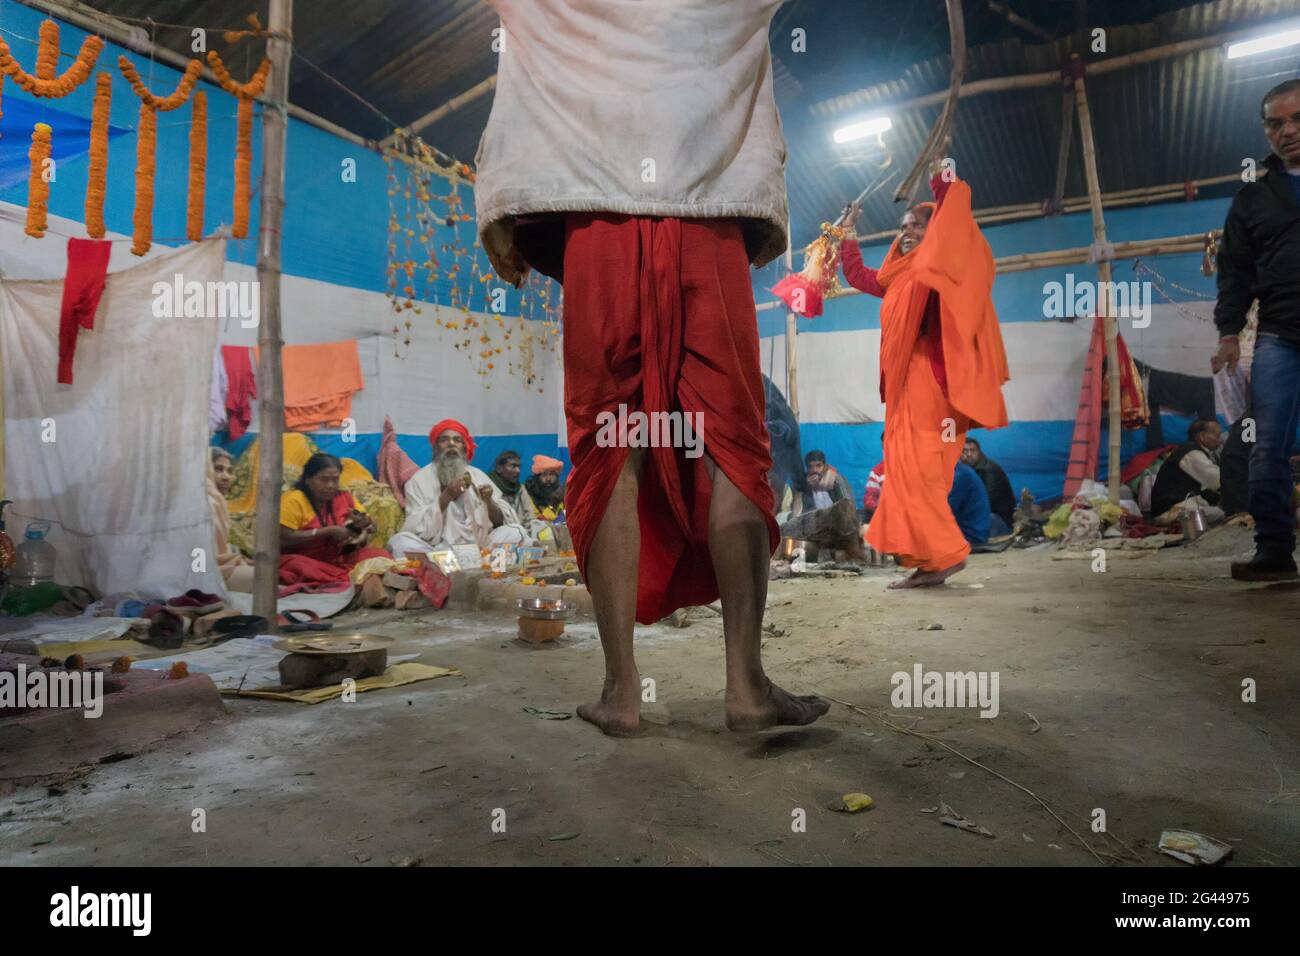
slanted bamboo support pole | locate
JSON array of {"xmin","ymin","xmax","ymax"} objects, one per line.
[
  {"xmin": 1070, "ymin": 55, "xmax": 1122, "ymax": 505},
  {"xmin": 251, "ymin": 0, "xmax": 293, "ymax": 625}
]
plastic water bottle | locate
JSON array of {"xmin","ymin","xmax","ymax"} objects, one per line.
[{"xmin": 12, "ymin": 521, "xmax": 56, "ymax": 587}]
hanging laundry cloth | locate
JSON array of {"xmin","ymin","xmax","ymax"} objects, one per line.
[{"xmin": 57, "ymin": 238, "xmax": 112, "ymax": 385}]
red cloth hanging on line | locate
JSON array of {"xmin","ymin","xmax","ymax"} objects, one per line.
[
  {"xmin": 57, "ymin": 238, "xmax": 112, "ymax": 385},
  {"xmin": 222, "ymin": 345, "xmax": 257, "ymax": 439}
]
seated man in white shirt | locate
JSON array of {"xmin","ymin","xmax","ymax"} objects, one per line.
[
  {"xmin": 386, "ymin": 419, "xmax": 529, "ymax": 559},
  {"xmin": 1150, "ymin": 419, "xmax": 1226, "ymax": 524}
]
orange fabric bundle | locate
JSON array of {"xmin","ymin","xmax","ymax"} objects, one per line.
[
  {"xmin": 188, "ymin": 91, "xmax": 208, "ymax": 241},
  {"xmin": 0, "ymin": 19, "xmax": 103, "ymax": 98},
  {"xmin": 277, "ymin": 341, "xmax": 365, "ymax": 429},
  {"xmin": 131, "ymin": 104, "xmax": 156, "ymax": 256},
  {"xmin": 865, "ymin": 178, "xmax": 1010, "ymax": 573},
  {"xmin": 25, "ymin": 123, "xmax": 52, "ymax": 238},
  {"xmin": 85, "ymin": 72, "xmax": 111, "ymax": 238}
]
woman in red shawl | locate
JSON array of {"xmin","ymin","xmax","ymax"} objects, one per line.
[{"xmin": 279, "ymin": 453, "xmax": 391, "ymax": 586}]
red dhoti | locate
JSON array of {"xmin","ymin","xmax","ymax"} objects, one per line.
[{"xmin": 561, "ymin": 214, "xmax": 779, "ymax": 624}]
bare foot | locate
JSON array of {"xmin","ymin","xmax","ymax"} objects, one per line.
[
  {"xmin": 726, "ymin": 678, "xmax": 830, "ymax": 731},
  {"xmin": 577, "ymin": 677, "xmax": 641, "ymax": 737},
  {"xmin": 886, "ymin": 560, "xmax": 967, "ymax": 590}
]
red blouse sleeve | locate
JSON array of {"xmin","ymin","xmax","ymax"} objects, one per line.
[
  {"xmin": 930, "ymin": 171, "xmax": 952, "ymax": 208},
  {"xmin": 839, "ymin": 239, "xmax": 885, "ymax": 298}
]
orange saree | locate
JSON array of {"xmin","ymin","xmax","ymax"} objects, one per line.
[{"xmin": 865, "ymin": 178, "xmax": 1010, "ymax": 571}]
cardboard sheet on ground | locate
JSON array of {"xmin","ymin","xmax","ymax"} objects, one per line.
[
  {"xmin": 0, "ymin": 616, "xmax": 151, "ymax": 658},
  {"xmin": 225, "ymin": 662, "xmax": 460, "ymax": 703},
  {"xmin": 133, "ymin": 637, "xmax": 437, "ymax": 700},
  {"xmin": 224, "ymin": 586, "xmax": 356, "ymax": 620},
  {"xmin": 133, "ymin": 636, "xmax": 288, "ymax": 690}
]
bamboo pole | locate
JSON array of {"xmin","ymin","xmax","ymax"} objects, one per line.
[
  {"xmin": 853, "ymin": 173, "xmax": 1238, "ymax": 239},
  {"xmin": 379, "ymin": 75, "xmax": 497, "ymax": 148},
  {"xmin": 251, "ymin": 0, "xmax": 293, "ymax": 626},
  {"xmin": 1053, "ymin": 87, "xmax": 1075, "ymax": 211},
  {"xmin": 1071, "ymin": 55, "xmax": 1121, "ymax": 505},
  {"xmin": 813, "ymin": 21, "xmax": 1281, "ymax": 118},
  {"xmin": 784, "ymin": 240, "xmax": 799, "ymax": 418},
  {"xmin": 753, "ymin": 230, "xmax": 1216, "ymax": 310}
]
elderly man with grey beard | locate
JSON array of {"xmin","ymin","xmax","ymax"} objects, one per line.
[{"xmin": 386, "ymin": 419, "xmax": 528, "ymax": 558}]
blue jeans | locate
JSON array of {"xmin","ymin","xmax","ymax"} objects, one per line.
[{"xmin": 1247, "ymin": 334, "xmax": 1300, "ymax": 554}]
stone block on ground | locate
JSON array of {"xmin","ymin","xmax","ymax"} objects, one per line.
[{"xmin": 0, "ymin": 653, "xmax": 226, "ymax": 781}]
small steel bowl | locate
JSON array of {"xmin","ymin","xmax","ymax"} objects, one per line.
[{"xmin": 516, "ymin": 597, "xmax": 572, "ymax": 621}]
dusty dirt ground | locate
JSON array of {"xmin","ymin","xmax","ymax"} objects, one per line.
[{"xmin": 2, "ymin": 526, "xmax": 1296, "ymax": 867}]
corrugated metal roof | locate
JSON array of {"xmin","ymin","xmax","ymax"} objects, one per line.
[{"xmin": 77, "ymin": 0, "xmax": 1300, "ymax": 245}]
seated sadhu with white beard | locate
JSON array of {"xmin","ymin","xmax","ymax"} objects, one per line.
[{"xmin": 386, "ymin": 419, "xmax": 529, "ymax": 558}]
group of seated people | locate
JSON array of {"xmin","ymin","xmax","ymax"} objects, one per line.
[{"xmin": 206, "ymin": 418, "xmax": 568, "ymax": 592}]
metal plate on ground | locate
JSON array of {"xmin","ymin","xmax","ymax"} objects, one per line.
[{"xmin": 272, "ymin": 633, "xmax": 396, "ymax": 656}]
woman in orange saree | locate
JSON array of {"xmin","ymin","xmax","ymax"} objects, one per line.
[{"xmin": 840, "ymin": 173, "xmax": 1010, "ymax": 587}]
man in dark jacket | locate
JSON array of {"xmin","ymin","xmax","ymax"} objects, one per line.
[
  {"xmin": 961, "ymin": 437, "xmax": 1015, "ymax": 531},
  {"xmin": 1213, "ymin": 78, "xmax": 1300, "ymax": 581}
]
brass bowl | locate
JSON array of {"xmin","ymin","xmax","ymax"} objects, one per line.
[{"xmin": 516, "ymin": 598, "xmax": 572, "ymax": 621}]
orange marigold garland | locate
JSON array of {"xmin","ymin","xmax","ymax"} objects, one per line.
[
  {"xmin": 233, "ymin": 97, "xmax": 254, "ymax": 238},
  {"xmin": 188, "ymin": 91, "xmax": 208, "ymax": 241},
  {"xmin": 0, "ymin": 19, "xmax": 103, "ymax": 98},
  {"xmin": 131, "ymin": 104, "xmax": 156, "ymax": 255},
  {"xmin": 25, "ymin": 123, "xmax": 52, "ymax": 238},
  {"xmin": 207, "ymin": 51, "xmax": 270, "ymax": 239},
  {"xmin": 118, "ymin": 56, "xmax": 202, "ymax": 255},
  {"xmin": 118, "ymin": 55, "xmax": 201, "ymax": 111},
  {"xmin": 35, "ymin": 19, "xmax": 58, "ymax": 80},
  {"xmin": 85, "ymin": 72, "xmax": 112, "ymax": 239}
]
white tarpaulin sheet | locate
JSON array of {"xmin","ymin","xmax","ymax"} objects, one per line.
[{"xmin": 0, "ymin": 240, "xmax": 227, "ymax": 598}]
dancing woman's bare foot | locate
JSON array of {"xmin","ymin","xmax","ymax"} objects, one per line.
[
  {"xmin": 725, "ymin": 678, "xmax": 830, "ymax": 731},
  {"xmin": 886, "ymin": 560, "xmax": 967, "ymax": 590},
  {"xmin": 577, "ymin": 677, "xmax": 641, "ymax": 737}
]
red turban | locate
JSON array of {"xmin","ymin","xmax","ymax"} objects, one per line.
[{"xmin": 428, "ymin": 419, "xmax": 476, "ymax": 462}]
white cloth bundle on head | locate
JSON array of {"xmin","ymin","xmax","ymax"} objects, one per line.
[{"xmin": 475, "ymin": 0, "xmax": 789, "ymax": 285}]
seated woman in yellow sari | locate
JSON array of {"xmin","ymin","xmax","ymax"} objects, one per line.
[{"xmin": 279, "ymin": 453, "xmax": 391, "ymax": 586}]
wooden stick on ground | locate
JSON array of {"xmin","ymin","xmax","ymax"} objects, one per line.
[{"xmin": 821, "ymin": 693, "xmax": 1118, "ymax": 864}]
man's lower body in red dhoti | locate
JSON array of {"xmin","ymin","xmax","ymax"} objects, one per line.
[{"xmin": 559, "ymin": 213, "xmax": 829, "ymax": 735}]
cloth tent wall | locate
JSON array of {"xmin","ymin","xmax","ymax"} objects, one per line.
[
  {"xmin": 756, "ymin": 197, "xmax": 1249, "ymax": 503},
  {"xmin": 0, "ymin": 240, "xmax": 228, "ymax": 598},
  {"xmin": 0, "ymin": 0, "xmax": 566, "ymax": 485}
]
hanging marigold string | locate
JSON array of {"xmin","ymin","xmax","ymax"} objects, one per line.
[
  {"xmin": 0, "ymin": 19, "xmax": 103, "ymax": 98},
  {"xmin": 188, "ymin": 91, "xmax": 208, "ymax": 242},
  {"xmin": 118, "ymin": 56, "xmax": 203, "ymax": 255},
  {"xmin": 206, "ymin": 51, "xmax": 271, "ymax": 239},
  {"xmin": 131, "ymin": 104, "xmax": 156, "ymax": 255},
  {"xmin": 25, "ymin": 123, "xmax": 52, "ymax": 238},
  {"xmin": 35, "ymin": 19, "xmax": 58, "ymax": 79},
  {"xmin": 85, "ymin": 72, "xmax": 111, "ymax": 239},
  {"xmin": 118, "ymin": 55, "xmax": 201, "ymax": 110}
]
